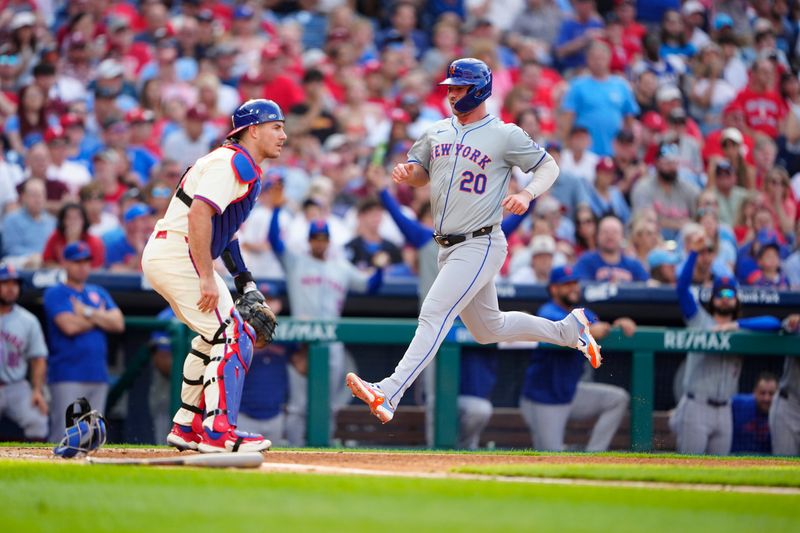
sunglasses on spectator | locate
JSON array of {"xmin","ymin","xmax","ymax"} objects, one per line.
[
  {"xmin": 578, "ymin": 218, "xmax": 595, "ymax": 225},
  {"xmin": 151, "ymin": 186, "xmax": 172, "ymax": 198},
  {"xmin": 700, "ymin": 246, "xmax": 715, "ymax": 254},
  {"xmin": 0, "ymin": 55, "xmax": 19, "ymax": 66},
  {"xmin": 716, "ymin": 288, "xmax": 736, "ymax": 299}
]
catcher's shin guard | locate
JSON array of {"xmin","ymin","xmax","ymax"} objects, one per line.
[
  {"xmin": 202, "ymin": 308, "xmax": 256, "ymax": 432},
  {"xmin": 173, "ymin": 336, "xmax": 212, "ymax": 427}
]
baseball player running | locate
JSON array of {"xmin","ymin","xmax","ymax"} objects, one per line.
[
  {"xmin": 142, "ymin": 99, "xmax": 282, "ymax": 453},
  {"xmin": 346, "ymin": 58, "xmax": 601, "ymax": 423}
]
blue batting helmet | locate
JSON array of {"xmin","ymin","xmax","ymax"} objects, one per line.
[
  {"xmin": 227, "ymin": 98, "xmax": 285, "ymax": 138},
  {"xmin": 439, "ymin": 58, "xmax": 492, "ymax": 113},
  {"xmin": 0, "ymin": 262, "xmax": 19, "ymax": 282}
]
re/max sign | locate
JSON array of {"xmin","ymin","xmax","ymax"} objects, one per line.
[{"xmin": 663, "ymin": 331, "xmax": 732, "ymax": 351}]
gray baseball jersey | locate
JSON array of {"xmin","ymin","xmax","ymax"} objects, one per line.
[
  {"xmin": 683, "ymin": 309, "xmax": 742, "ymax": 401},
  {"xmin": 0, "ymin": 305, "xmax": 48, "ymax": 383},
  {"xmin": 408, "ymin": 115, "xmax": 547, "ymax": 235}
]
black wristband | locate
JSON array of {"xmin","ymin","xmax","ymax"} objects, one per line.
[{"xmin": 234, "ymin": 271, "xmax": 255, "ymax": 295}]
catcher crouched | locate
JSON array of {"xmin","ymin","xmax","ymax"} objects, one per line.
[{"xmin": 142, "ymin": 99, "xmax": 283, "ymax": 453}]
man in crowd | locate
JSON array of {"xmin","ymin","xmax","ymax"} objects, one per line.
[
  {"xmin": 573, "ymin": 215, "xmax": 649, "ymax": 282},
  {"xmin": 1, "ymin": 178, "xmax": 55, "ymax": 269}
]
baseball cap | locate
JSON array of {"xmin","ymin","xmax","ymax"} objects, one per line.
[
  {"xmin": 44, "ymin": 125, "xmax": 67, "ymax": 144},
  {"xmin": 712, "ymin": 276, "xmax": 738, "ymax": 298},
  {"xmin": 530, "ymin": 235, "xmax": 556, "ymax": 256},
  {"xmin": 233, "ymin": 5, "xmax": 255, "ymax": 19},
  {"xmin": 549, "ymin": 265, "xmax": 579, "ymax": 286},
  {"xmin": 308, "ymin": 219, "xmax": 330, "ymax": 239},
  {"xmin": 239, "ymin": 69, "xmax": 266, "ymax": 85},
  {"xmin": 681, "ymin": 0, "xmax": 705, "ymax": 16},
  {"xmin": 9, "ymin": 10, "xmax": 36, "ymax": 31},
  {"xmin": 668, "ymin": 107, "xmax": 687, "ymax": 123},
  {"xmin": 64, "ymin": 241, "xmax": 92, "ymax": 262},
  {"xmin": 534, "ymin": 195, "xmax": 563, "ymax": 216},
  {"xmin": 261, "ymin": 42, "xmax": 281, "ymax": 60},
  {"xmin": 714, "ymin": 13, "xmax": 734, "ymax": 31},
  {"xmin": 721, "ymin": 127, "xmax": 743, "ymax": 144},
  {"xmin": 716, "ymin": 159, "xmax": 733, "ymax": 173},
  {"xmin": 125, "ymin": 108, "xmax": 155, "ymax": 124},
  {"xmin": 596, "ymin": 156, "xmax": 615, "ymax": 172},
  {"xmin": 65, "ymin": 32, "xmax": 88, "ymax": 49},
  {"xmin": 123, "ymin": 203, "xmax": 154, "ymax": 223},
  {"xmin": 93, "ymin": 148, "xmax": 119, "ymax": 164},
  {"xmin": 389, "ymin": 107, "xmax": 411, "ymax": 124},
  {"xmin": 61, "ymin": 113, "xmax": 84, "ymax": 129},
  {"xmin": 96, "ymin": 59, "xmax": 124, "ymax": 79},
  {"xmin": 656, "ymin": 84, "xmax": 682, "ymax": 103},
  {"xmin": 186, "ymin": 105, "xmax": 209, "ymax": 121},
  {"xmin": 647, "ymin": 249, "xmax": 680, "ymax": 269},
  {"xmin": 642, "ymin": 111, "xmax": 666, "ymax": 132}
]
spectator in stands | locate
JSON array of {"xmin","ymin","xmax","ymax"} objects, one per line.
[
  {"xmin": 126, "ymin": 108, "xmax": 161, "ymax": 161},
  {"xmin": 5, "ymin": 83, "xmax": 49, "ymax": 155},
  {"xmin": 654, "ymin": 85, "xmax": 702, "ymax": 141},
  {"xmin": 771, "ymin": 314, "xmax": 800, "ymax": 455},
  {"xmin": 573, "ymin": 205, "xmax": 597, "ymax": 257},
  {"xmin": 260, "ymin": 43, "xmax": 305, "ymax": 114},
  {"xmin": 553, "ymin": 0, "xmax": 604, "ymax": 73},
  {"xmin": 687, "ymin": 42, "xmax": 737, "ymax": 136},
  {"xmin": 345, "ymin": 196, "xmax": 404, "ymax": 271},
  {"xmin": 21, "ymin": 142, "xmax": 69, "ymax": 215},
  {"xmin": 539, "ymin": 141, "xmax": 589, "ymax": 219},
  {"xmin": 627, "ymin": 216, "xmax": 660, "ymax": 271},
  {"xmin": 731, "ymin": 372, "xmax": 778, "ymax": 455},
  {"xmin": 560, "ymin": 126, "xmax": 598, "ymax": 185},
  {"xmin": 376, "ymin": 1, "xmax": 429, "ymax": 58},
  {"xmin": 91, "ymin": 149, "xmax": 127, "ymax": 217},
  {"xmin": 163, "ymin": 105, "xmax": 216, "ymax": 170},
  {"xmin": 44, "ymin": 126, "xmax": 90, "ymax": 196},
  {"xmin": 760, "ymin": 166, "xmax": 796, "ymax": 238},
  {"xmin": 101, "ymin": 117, "xmax": 157, "ymax": 186},
  {"xmin": 519, "ymin": 265, "xmax": 634, "ymax": 451},
  {"xmin": 1, "ymin": 178, "xmax": 55, "ymax": 269},
  {"xmin": 665, "ymin": 107, "xmax": 704, "ymax": 187},
  {"xmin": 632, "ymin": 141, "xmax": 700, "ymax": 240},
  {"xmin": 102, "ymin": 203, "xmax": 155, "ymax": 272},
  {"xmin": 79, "ymin": 182, "xmax": 119, "ymax": 238},
  {"xmin": 648, "ymin": 248, "xmax": 680, "ymax": 284},
  {"xmin": 43, "ymin": 241, "xmax": 124, "ymax": 442},
  {"xmin": 573, "ymin": 215, "xmax": 649, "ymax": 282},
  {"xmin": 511, "ymin": 0, "xmax": 564, "ymax": 56},
  {"xmin": 707, "ymin": 159, "xmax": 748, "ymax": 228},
  {"xmin": 658, "ymin": 9, "xmax": 696, "ymax": 64},
  {"xmin": 744, "ymin": 240, "xmax": 791, "ymax": 289},
  {"xmin": 672, "ymin": 232, "xmax": 785, "ymax": 455},
  {"xmin": 268, "ymin": 182, "xmax": 384, "ymax": 445},
  {"xmin": 0, "ymin": 262, "xmax": 48, "ymax": 441},
  {"xmin": 42, "ymin": 203, "xmax": 104, "ymax": 269},
  {"xmin": 785, "ymin": 220, "xmax": 800, "ymax": 289},
  {"xmin": 510, "ymin": 235, "xmax": 557, "ymax": 285},
  {"xmin": 142, "ymin": 179, "xmax": 172, "ymax": 221},
  {"xmin": 730, "ymin": 58, "xmax": 786, "ymax": 140},
  {"xmin": 586, "ymin": 156, "xmax": 629, "ymax": 224},
  {"xmin": 0, "ymin": 150, "xmax": 20, "ymax": 216},
  {"xmin": 560, "ymin": 41, "xmax": 639, "ymax": 157}
]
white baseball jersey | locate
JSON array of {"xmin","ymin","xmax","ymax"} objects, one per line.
[
  {"xmin": 155, "ymin": 147, "xmax": 250, "ymax": 235},
  {"xmin": 408, "ymin": 115, "xmax": 547, "ymax": 235}
]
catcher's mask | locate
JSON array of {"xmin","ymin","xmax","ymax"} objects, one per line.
[{"xmin": 53, "ymin": 397, "xmax": 107, "ymax": 458}]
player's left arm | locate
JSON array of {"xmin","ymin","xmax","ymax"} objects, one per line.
[
  {"xmin": 501, "ymin": 126, "xmax": 559, "ymax": 215},
  {"xmin": 221, "ymin": 238, "xmax": 264, "ymax": 301}
]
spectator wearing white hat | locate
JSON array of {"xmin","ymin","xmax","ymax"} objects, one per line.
[{"xmin": 510, "ymin": 235, "xmax": 558, "ymax": 285}]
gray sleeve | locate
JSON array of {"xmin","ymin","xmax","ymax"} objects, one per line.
[
  {"xmin": 344, "ymin": 261, "xmax": 370, "ymax": 293},
  {"xmin": 504, "ymin": 125, "xmax": 547, "ymax": 172},
  {"xmin": 26, "ymin": 313, "xmax": 48, "ymax": 359},
  {"xmin": 407, "ymin": 129, "xmax": 432, "ymax": 172},
  {"xmin": 686, "ymin": 306, "xmax": 713, "ymax": 328}
]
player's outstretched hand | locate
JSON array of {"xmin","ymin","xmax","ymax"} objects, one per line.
[
  {"xmin": 391, "ymin": 163, "xmax": 414, "ymax": 184},
  {"xmin": 197, "ymin": 275, "xmax": 219, "ymax": 313},
  {"xmin": 501, "ymin": 191, "xmax": 533, "ymax": 215}
]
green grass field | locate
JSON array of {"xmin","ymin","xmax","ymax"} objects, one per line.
[{"xmin": 2, "ymin": 457, "xmax": 799, "ymax": 533}]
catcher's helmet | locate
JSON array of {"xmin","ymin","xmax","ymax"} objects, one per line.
[
  {"xmin": 0, "ymin": 262, "xmax": 20, "ymax": 282},
  {"xmin": 53, "ymin": 398, "xmax": 107, "ymax": 459},
  {"xmin": 227, "ymin": 98, "xmax": 285, "ymax": 138},
  {"xmin": 439, "ymin": 58, "xmax": 492, "ymax": 113}
]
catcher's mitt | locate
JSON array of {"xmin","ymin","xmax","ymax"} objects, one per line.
[{"xmin": 235, "ymin": 291, "xmax": 277, "ymax": 347}]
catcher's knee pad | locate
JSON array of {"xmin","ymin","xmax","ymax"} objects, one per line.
[{"xmin": 204, "ymin": 309, "xmax": 255, "ymax": 432}]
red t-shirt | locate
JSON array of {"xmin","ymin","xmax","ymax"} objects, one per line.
[
  {"xmin": 262, "ymin": 75, "xmax": 305, "ymax": 112},
  {"xmin": 42, "ymin": 232, "xmax": 105, "ymax": 269},
  {"xmin": 731, "ymin": 88, "xmax": 787, "ymax": 139}
]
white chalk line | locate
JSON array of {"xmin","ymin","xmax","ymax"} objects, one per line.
[{"xmin": 259, "ymin": 462, "xmax": 800, "ymax": 495}]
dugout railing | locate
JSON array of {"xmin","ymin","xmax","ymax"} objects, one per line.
[{"xmin": 114, "ymin": 317, "xmax": 800, "ymax": 451}]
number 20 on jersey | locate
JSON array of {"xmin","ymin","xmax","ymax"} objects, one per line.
[{"xmin": 459, "ymin": 170, "xmax": 487, "ymax": 194}]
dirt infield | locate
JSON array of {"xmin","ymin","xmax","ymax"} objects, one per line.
[{"xmin": 1, "ymin": 446, "xmax": 797, "ymax": 471}]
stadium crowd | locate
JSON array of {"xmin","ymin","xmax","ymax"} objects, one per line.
[{"xmin": 0, "ymin": 0, "xmax": 799, "ymax": 454}]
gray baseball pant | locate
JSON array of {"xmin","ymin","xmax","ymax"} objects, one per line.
[{"xmin": 770, "ymin": 392, "xmax": 800, "ymax": 456}]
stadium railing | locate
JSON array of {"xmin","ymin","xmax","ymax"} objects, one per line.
[{"xmin": 113, "ymin": 316, "xmax": 800, "ymax": 451}]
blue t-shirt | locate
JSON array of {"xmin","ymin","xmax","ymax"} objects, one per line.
[
  {"xmin": 555, "ymin": 17, "xmax": 604, "ymax": 71},
  {"xmin": 561, "ymin": 75, "xmax": 639, "ymax": 156},
  {"xmin": 239, "ymin": 343, "xmax": 292, "ymax": 420},
  {"xmin": 573, "ymin": 251, "xmax": 649, "ymax": 282},
  {"xmin": 522, "ymin": 301, "xmax": 587, "ymax": 404},
  {"xmin": 730, "ymin": 394, "xmax": 771, "ymax": 454},
  {"xmin": 102, "ymin": 228, "xmax": 136, "ymax": 268},
  {"xmin": 459, "ymin": 349, "xmax": 498, "ymax": 399},
  {"xmin": 44, "ymin": 282, "xmax": 117, "ymax": 383}
]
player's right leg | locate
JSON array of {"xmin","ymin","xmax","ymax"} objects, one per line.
[
  {"xmin": 458, "ymin": 395, "xmax": 493, "ymax": 450},
  {"xmin": 519, "ymin": 397, "xmax": 571, "ymax": 451},
  {"xmin": 569, "ymin": 382, "xmax": 629, "ymax": 452},
  {"xmin": 458, "ymin": 283, "xmax": 601, "ymax": 368},
  {"xmin": 770, "ymin": 393, "xmax": 800, "ymax": 455},
  {"xmin": 4, "ymin": 381, "xmax": 48, "ymax": 440}
]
